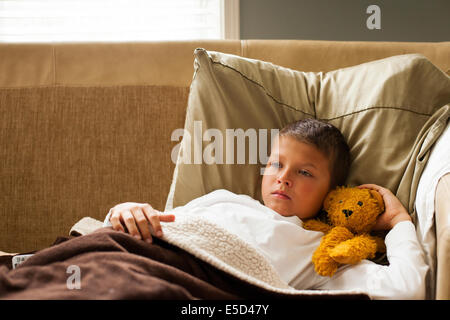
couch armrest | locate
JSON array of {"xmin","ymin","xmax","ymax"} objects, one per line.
[{"xmin": 435, "ymin": 173, "xmax": 450, "ymax": 300}]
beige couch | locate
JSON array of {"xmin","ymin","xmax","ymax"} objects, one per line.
[{"xmin": 0, "ymin": 40, "xmax": 449, "ymax": 299}]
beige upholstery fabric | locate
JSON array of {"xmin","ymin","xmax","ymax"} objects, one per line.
[
  {"xmin": 0, "ymin": 41, "xmax": 449, "ymax": 89},
  {"xmin": 0, "ymin": 86, "xmax": 188, "ymax": 252},
  {"xmin": 242, "ymin": 40, "xmax": 450, "ymax": 76},
  {"xmin": 166, "ymin": 50, "xmax": 450, "ymax": 217},
  {"xmin": 0, "ymin": 41, "xmax": 242, "ymax": 88}
]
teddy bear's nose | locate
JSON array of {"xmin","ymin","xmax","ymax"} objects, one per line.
[{"xmin": 342, "ymin": 209, "xmax": 353, "ymax": 218}]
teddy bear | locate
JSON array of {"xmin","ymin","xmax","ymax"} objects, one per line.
[{"xmin": 302, "ymin": 186, "xmax": 386, "ymax": 277}]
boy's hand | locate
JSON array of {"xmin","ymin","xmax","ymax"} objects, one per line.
[
  {"xmin": 108, "ymin": 202, "xmax": 175, "ymax": 243},
  {"xmin": 357, "ymin": 184, "xmax": 411, "ymax": 230}
]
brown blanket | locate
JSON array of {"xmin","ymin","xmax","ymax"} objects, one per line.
[{"xmin": 0, "ymin": 228, "xmax": 368, "ymax": 300}]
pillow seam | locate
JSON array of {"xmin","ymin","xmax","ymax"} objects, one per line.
[
  {"xmin": 319, "ymin": 105, "xmax": 433, "ymax": 121},
  {"xmin": 209, "ymin": 59, "xmax": 434, "ymax": 122},
  {"xmin": 210, "ymin": 59, "xmax": 315, "ymax": 118}
]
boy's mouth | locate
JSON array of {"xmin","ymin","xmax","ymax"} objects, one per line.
[{"xmin": 271, "ymin": 190, "xmax": 291, "ymax": 200}]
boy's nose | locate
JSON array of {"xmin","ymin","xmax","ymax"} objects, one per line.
[{"xmin": 276, "ymin": 176, "xmax": 292, "ymax": 187}]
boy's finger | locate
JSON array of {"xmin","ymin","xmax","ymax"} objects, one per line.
[
  {"xmin": 357, "ymin": 184, "xmax": 391, "ymax": 204},
  {"xmin": 121, "ymin": 210, "xmax": 141, "ymax": 240},
  {"xmin": 131, "ymin": 208, "xmax": 152, "ymax": 242},
  {"xmin": 356, "ymin": 184, "xmax": 379, "ymax": 190},
  {"xmin": 357, "ymin": 184, "xmax": 391, "ymax": 198},
  {"xmin": 159, "ymin": 214, "xmax": 176, "ymax": 222},
  {"xmin": 110, "ymin": 211, "xmax": 126, "ymax": 232},
  {"xmin": 142, "ymin": 207, "xmax": 164, "ymax": 237}
]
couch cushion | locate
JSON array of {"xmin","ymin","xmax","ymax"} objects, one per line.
[
  {"xmin": 166, "ymin": 49, "xmax": 450, "ymax": 213},
  {"xmin": 0, "ymin": 85, "xmax": 189, "ymax": 253}
]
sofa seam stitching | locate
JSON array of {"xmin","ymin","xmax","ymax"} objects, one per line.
[
  {"xmin": 52, "ymin": 45, "xmax": 57, "ymax": 86},
  {"xmin": 241, "ymin": 40, "xmax": 247, "ymax": 57},
  {"xmin": 0, "ymin": 84, "xmax": 190, "ymax": 89}
]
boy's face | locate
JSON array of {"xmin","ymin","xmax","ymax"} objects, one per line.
[{"xmin": 261, "ymin": 135, "xmax": 331, "ymax": 220}]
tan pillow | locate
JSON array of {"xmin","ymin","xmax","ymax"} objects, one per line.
[{"xmin": 165, "ymin": 49, "xmax": 450, "ymax": 214}]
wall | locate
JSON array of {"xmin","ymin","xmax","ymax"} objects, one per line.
[{"xmin": 240, "ymin": 0, "xmax": 450, "ymax": 42}]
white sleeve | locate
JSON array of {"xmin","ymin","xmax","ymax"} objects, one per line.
[
  {"xmin": 314, "ymin": 221, "xmax": 429, "ymax": 300},
  {"xmin": 103, "ymin": 210, "xmax": 113, "ymax": 228}
]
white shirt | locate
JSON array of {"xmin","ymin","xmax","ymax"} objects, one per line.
[{"xmin": 103, "ymin": 189, "xmax": 428, "ymax": 299}]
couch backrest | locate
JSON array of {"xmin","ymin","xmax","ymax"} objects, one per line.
[{"xmin": 1, "ymin": 40, "xmax": 449, "ymax": 252}]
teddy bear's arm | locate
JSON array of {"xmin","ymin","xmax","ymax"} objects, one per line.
[
  {"xmin": 302, "ymin": 219, "xmax": 332, "ymax": 234},
  {"xmin": 372, "ymin": 235, "xmax": 386, "ymax": 253},
  {"xmin": 312, "ymin": 226, "xmax": 354, "ymax": 277},
  {"xmin": 329, "ymin": 234, "xmax": 380, "ymax": 265}
]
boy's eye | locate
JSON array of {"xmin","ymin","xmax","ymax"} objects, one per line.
[
  {"xmin": 271, "ymin": 162, "xmax": 281, "ymax": 168},
  {"xmin": 298, "ymin": 170, "xmax": 312, "ymax": 177}
]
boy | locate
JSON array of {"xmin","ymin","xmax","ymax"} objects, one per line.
[{"xmin": 104, "ymin": 119, "xmax": 427, "ymax": 299}]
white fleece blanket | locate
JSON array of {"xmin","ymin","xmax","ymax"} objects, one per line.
[
  {"xmin": 159, "ymin": 213, "xmax": 293, "ymax": 292},
  {"xmin": 96, "ymin": 189, "xmax": 364, "ymax": 297}
]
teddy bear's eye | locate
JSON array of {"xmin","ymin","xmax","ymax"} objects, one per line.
[
  {"xmin": 339, "ymin": 200, "xmax": 343, "ymax": 204},
  {"xmin": 357, "ymin": 201, "xmax": 363, "ymax": 206}
]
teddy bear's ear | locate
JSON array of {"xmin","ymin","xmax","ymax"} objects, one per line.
[
  {"xmin": 369, "ymin": 190, "xmax": 385, "ymax": 212},
  {"xmin": 323, "ymin": 188, "xmax": 338, "ymax": 209},
  {"xmin": 323, "ymin": 195, "xmax": 332, "ymax": 209}
]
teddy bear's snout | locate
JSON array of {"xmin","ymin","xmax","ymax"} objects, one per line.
[{"xmin": 342, "ymin": 209, "xmax": 353, "ymax": 218}]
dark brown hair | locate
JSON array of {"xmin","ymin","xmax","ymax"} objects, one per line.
[{"xmin": 279, "ymin": 118, "xmax": 351, "ymax": 190}]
